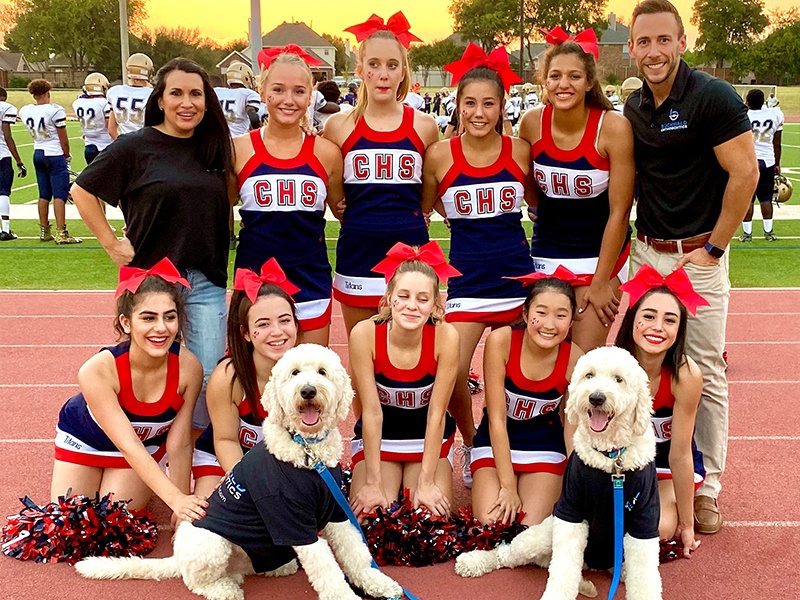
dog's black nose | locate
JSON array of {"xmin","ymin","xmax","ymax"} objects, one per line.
[
  {"xmin": 589, "ymin": 392, "xmax": 606, "ymax": 407},
  {"xmin": 300, "ymin": 385, "xmax": 317, "ymax": 400}
]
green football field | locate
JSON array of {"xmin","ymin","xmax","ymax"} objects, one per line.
[{"xmin": 1, "ymin": 122, "xmax": 799, "ymax": 290}]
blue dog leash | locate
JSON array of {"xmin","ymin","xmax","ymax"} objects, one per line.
[
  {"xmin": 293, "ymin": 434, "xmax": 420, "ymax": 600},
  {"xmin": 606, "ymin": 448, "xmax": 627, "ymax": 600}
]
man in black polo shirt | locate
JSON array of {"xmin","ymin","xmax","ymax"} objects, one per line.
[{"xmin": 624, "ymin": 0, "xmax": 758, "ymax": 537}]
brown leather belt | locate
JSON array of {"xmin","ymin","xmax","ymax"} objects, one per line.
[{"xmin": 635, "ymin": 231, "xmax": 711, "ymax": 254}]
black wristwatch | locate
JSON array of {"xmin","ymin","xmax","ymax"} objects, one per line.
[{"xmin": 704, "ymin": 241, "xmax": 725, "ymax": 258}]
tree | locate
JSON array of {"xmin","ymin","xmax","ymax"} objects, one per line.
[
  {"xmin": 322, "ymin": 33, "xmax": 350, "ymax": 76},
  {"xmin": 138, "ymin": 27, "xmax": 225, "ymax": 74},
  {"xmin": 409, "ymin": 39, "xmax": 466, "ymax": 86},
  {"xmin": 4, "ymin": 0, "xmax": 147, "ymax": 73},
  {"xmin": 740, "ymin": 17, "xmax": 800, "ymax": 85},
  {"xmin": 691, "ymin": 0, "xmax": 768, "ymax": 70},
  {"xmin": 450, "ymin": 0, "xmax": 520, "ymax": 50}
]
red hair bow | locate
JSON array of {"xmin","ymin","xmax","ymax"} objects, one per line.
[
  {"xmin": 258, "ymin": 44, "xmax": 323, "ymax": 69},
  {"xmin": 542, "ymin": 26, "xmax": 600, "ymax": 61},
  {"xmin": 507, "ymin": 265, "xmax": 592, "ymax": 287},
  {"xmin": 234, "ymin": 258, "xmax": 301, "ymax": 303},
  {"xmin": 344, "ymin": 12, "xmax": 422, "ymax": 48},
  {"xmin": 116, "ymin": 258, "xmax": 190, "ymax": 298},
  {"xmin": 443, "ymin": 43, "xmax": 522, "ymax": 92},
  {"xmin": 619, "ymin": 264, "xmax": 710, "ymax": 316},
  {"xmin": 372, "ymin": 242, "xmax": 462, "ymax": 284}
]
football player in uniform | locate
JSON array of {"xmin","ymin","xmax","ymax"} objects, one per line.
[
  {"xmin": 19, "ymin": 79, "xmax": 81, "ymax": 244},
  {"xmin": 73, "ymin": 73, "xmax": 113, "ymax": 165},
  {"xmin": 523, "ymin": 82, "xmax": 539, "ymax": 110},
  {"xmin": 107, "ymin": 53, "xmax": 154, "ymax": 139},
  {"xmin": 0, "ymin": 86, "xmax": 26, "ymax": 241},
  {"xmin": 740, "ymin": 89, "xmax": 783, "ymax": 242}
]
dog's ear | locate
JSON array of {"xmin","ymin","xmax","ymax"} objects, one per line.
[
  {"xmin": 262, "ymin": 362, "xmax": 284, "ymax": 422},
  {"xmin": 332, "ymin": 361, "xmax": 354, "ymax": 422},
  {"xmin": 566, "ymin": 354, "xmax": 589, "ymax": 425},
  {"xmin": 630, "ymin": 358, "xmax": 654, "ymax": 437}
]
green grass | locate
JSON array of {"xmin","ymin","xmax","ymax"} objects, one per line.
[{"xmin": 1, "ymin": 219, "xmax": 799, "ymax": 289}]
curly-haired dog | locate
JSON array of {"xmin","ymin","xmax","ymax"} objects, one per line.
[
  {"xmin": 541, "ymin": 346, "xmax": 661, "ymax": 600},
  {"xmin": 76, "ymin": 344, "xmax": 403, "ymax": 600}
]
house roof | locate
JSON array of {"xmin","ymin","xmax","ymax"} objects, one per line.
[
  {"xmin": 599, "ymin": 14, "xmax": 630, "ymax": 45},
  {"xmin": 261, "ymin": 22, "xmax": 333, "ymax": 48},
  {"xmin": 216, "ymin": 50, "xmax": 251, "ymax": 70},
  {"xmin": 0, "ymin": 51, "xmax": 25, "ymax": 72}
]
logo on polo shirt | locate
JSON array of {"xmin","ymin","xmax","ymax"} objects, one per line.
[
  {"xmin": 669, "ymin": 108, "xmax": 679, "ymax": 121},
  {"xmin": 661, "ymin": 108, "xmax": 688, "ymax": 132}
]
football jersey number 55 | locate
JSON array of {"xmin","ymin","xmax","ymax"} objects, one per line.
[{"xmin": 115, "ymin": 97, "xmax": 146, "ymax": 125}]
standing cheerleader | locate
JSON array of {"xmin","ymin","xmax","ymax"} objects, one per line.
[
  {"xmin": 233, "ymin": 47, "xmax": 344, "ymax": 346},
  {"xmin": 51, "ymin": 259, "xmax": 207, "ymax": 522},
  {"xmin": 616, "ymin": 265, "xmax": 707, "ymax": 557},
  {"xmin": 470, "ymin": 271, "xmax": 583, "ymax": 526},
  {"xmin": 349, "ymin": 242, "xmax": 461, "ymax": 518},
  {"xmin": 519, "ymin": 28, "xmax": 635, "ymax": 352},
  {"xmin": 193, "ymin": 259, "xmax": 299, "ymax": 499},
  {"xmin": 422, "ymin": 44, "xmax": 532, "ymax": 485},
  {"xmin": 324, "ymin": 12, "xmax": 439, "ymax": 336}
]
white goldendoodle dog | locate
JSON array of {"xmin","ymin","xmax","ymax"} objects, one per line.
[
  {"xmin": 76, "ymin": 344, "xmax": 403, "ymax": 600},
  {"xmin": 456, "ymin": 347, "xmax": 660, "ymax": 600},
  {"xmin": 541, "ymin": 346, "xmax": 662, "ymax": 600}
]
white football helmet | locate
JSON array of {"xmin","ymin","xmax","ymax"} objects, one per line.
[
  {"xmin": 620, "ymin": 77, "xmax": 643, "ymax": 102},
  {"xmin": 774, "ymin": 174, "xmax": 793, "ymax": 203},
  {"xmin": 126, "ymin": 53, "xmax": 153, "ymax": 83},
  {"xmin": 83, "ymin": 72, "xmax": 109, "ymax": 96},
  {"xmin": 226, "ymin": 62, "xmax": 255, "ymax": 89}
]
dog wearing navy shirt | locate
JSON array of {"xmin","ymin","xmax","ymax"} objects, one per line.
[
  {"xmin": 77, "ymin": 344, "xmax": 403, "ymax": 600},
  {"xmin": 542, "ymin": 346, "xmax": 662, "ymax": 600}
]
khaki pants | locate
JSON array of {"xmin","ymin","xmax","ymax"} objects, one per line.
[{"xmin": 631, "ymin": 239, "xmax": 730, "ymax": 499}]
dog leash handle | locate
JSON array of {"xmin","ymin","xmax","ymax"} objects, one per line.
[{"xmin": 608, "ymin": 473, "xmax": 625, "ymax": 599}]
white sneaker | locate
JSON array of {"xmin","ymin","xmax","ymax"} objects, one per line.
[{"xmin": 460, "ymin": 444, "xmax": 473, "ymax": 488}]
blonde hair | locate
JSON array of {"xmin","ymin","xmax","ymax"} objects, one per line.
[
  {"xmin": 259, "ymin": 53, "xmax": 314, "ymax": 132},
  {"xmin": 353, "ymin": 31, "xmax": 412, "ymax": 122},
  {"xmin": 374, "ymin": 260, "xmax": 444, "ymax": 325}
]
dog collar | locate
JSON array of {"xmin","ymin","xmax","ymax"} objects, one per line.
[
  {"xmin": 292, "ymin": 431, "xmax": 330, "ymax": 446},
  {"xmin": 600, "ymin": 447, "xmax": 627, "ymax": 459}
]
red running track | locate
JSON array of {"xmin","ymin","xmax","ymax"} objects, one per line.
[{"xmin": 0, "ymin": 289, "xmax": 799, "ymax": 599}]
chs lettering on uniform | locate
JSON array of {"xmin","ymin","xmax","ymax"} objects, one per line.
[
  {"xmin": 239, "ymin": 426, "xmax": 259, "ymax": 449},
  {"xmin": 534, "ymin": 169, "xmax": 594, "ymax": 197},
  {"xmin": 253, "ymin": 179, "xmax": 318, "ymax": 208},
  {"xmin": 352, "ymin": 152, "xmax": 417, "ymax": 180}
]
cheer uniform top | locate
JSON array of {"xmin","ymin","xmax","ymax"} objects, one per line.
[
  {"xmin": 531, "ymin": 105, "xmax": 631, "ymax": 282},
  {"xmin": 651, "ymin": 368, "xmax": 706, "ymax": 487},
  {"xmin": 107, "ymin": 85, "xmax": 152, "ymax": 135},
  {"xmin": 192, "ymin": 395, "xmax": 268, "ymax": 479},
  {"xmin": 334, "ymin": 105, "xmax": 429, "ymax": 308},
  {"xmin": 72, "ymin": 96, "xmax": 113, "ymax": 152},
  {"xmin": 54, "ymin": 341, "xmax": 184, "ymax": 468},
  {"xmin": 352, "ymin": 321, "xmax": 456, "ymax": 464},
  {"xmin": 215, "ymin": 86, "xmax": 260, "ymax": 137},
  {"xmin": 237, "ymin": 130, "xmax": 332, "ymax": 330},
  {"xmin": 472, "ymin": 333, "xmax": 570, "ymax": 475},
  {"xmin": 439, "ymin": 135, "xmax": 532, "ymax": 323}
]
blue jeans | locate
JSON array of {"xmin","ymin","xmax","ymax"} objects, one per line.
[{"xmin": 182, "ymin": 270, "xmax": 227, "ymax": 429}]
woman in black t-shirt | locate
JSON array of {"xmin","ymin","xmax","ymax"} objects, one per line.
[{"xmin": 72, "ymin": 58, "xmax": 234, "ymax": 431}]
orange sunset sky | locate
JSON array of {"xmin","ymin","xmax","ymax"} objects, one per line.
[{"xmin": 144, "ymin": 0, "xmax": 796, "ymax": 48}]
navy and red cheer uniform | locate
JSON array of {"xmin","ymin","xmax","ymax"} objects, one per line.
[
  {"xmin": 651, "ymin": 367, "xmax": 706, "ymax": 487},
  {"xmin": 352, "ymin": 321, "xmax": 456, "ymax": 463},
  {"xmin": 531, "ymin": 105, "xmax": 631, "ymax": 282},
  {"xmin": 471, "ymin": 332, "xmax": 570, "ymax": 474},
  {"xmin": 54, "ymin": 341, "xmax": 184, "ymax": 468},
  {"xmin": 439, "ymin": 135, "xmax": 532, "ymax": 323},
  {"xmin": 334, "ymin": 106, "xmax": 429, "ymax": 308},
  {"xmin": 192, "ymin": 396, "xmax": 268, "ymax": 479},
  {"xmin": 237, "ymin": 130, "xmax": 332, "ymax": 330}
]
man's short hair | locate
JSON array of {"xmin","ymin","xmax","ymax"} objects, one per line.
[
  {"xmin": 317, "ymin": 80, "xmax": 341, "ymax": 103},
  {"xmin": 631, "ymin": 0, "xmax": 685, "ymax": 38},
  {"xmin": 746, "ymin": 89, "xmax": 765, "ymax": 110},
  {"xmin": 0, "ymin": 86, "xmax": 6, "ymax": 101}
]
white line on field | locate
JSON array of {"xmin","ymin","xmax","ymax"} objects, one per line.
[
  {"xmin": 725, "ymin": 521, "xmax": 800, "ymax": 527},
  {"xmin": 730, "ymin": 436, "xmax": 800, "ymax": 440}
]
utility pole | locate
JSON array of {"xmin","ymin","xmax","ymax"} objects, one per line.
[
  {"xmin": 519, "ymin": 0, "xmax": 525, "ymax": 81},
  {"xmin": 250, "ymin": 0, "xmax": 262, "ymax": 70},
  {"xmin": 119, "ymin": 0, "xmax": 129, "ymax": 81}
]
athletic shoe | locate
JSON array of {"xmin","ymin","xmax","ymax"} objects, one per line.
[
  {"xmin": 722, "ymin": 351, "xmax": 728, "ymax": 372},
  {"xmin": 55, "ymin": 227, "xmax": 82, "ymax": 245},
  {"xmin": 467, "ymin": 370, "xmax": 483, "ymax": 395},
  {"xmin": 460, "ymin": 444, "xmax": 473, "ymax": 488},
  {"xmin": 0, "ymin": 230, "xmax": 17, "ymax": 241},
  {"xmin": 764, "ymin": 230, "xmax": 778, "ymax": 242},
  {"xmin": 738, "ymin": 232, "xmax": 752, "ymax": 243},
  {"xmin": 40, "ymin": 223, "xmax": 53, "ymax": 242}
]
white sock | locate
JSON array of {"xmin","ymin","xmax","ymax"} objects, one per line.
[
  {"xmin": 742, "ymin": 221, "xmax": 752, "ymax": 235},
  {"xmin": 764, "ymin": 219, "xmax": 773, "ymax": 233},
  {"xmin": 0, "ymin": 195, "xmax": 9, "ymax": 233}
]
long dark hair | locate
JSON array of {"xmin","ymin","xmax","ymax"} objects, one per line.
[
  {"xmin": 145, "ymin": 57, "xmax": 232, "ymax": 174},
  {"xmin": 227, "ymin": 284, "xmax": 300, "ymax": 416},
  {"xmin": 539, "ymin": 42, "xmax": 613, "ymax": 111},
  {"xmin": 455, "ymin": 66, "xmax": 506, "ymax": 135},
  {"xmin": 615, "ymin": 288, "xmax": 688, "ymax": 381},
  {"xmin": 114, "ymin": 276, "xmax": 186, "ymax": 342}
]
